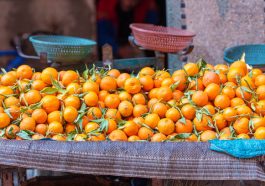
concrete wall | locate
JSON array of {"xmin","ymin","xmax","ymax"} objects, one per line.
[
  {"xmin": 167, "ymin": 0, "xmax": 265, "ymax": 67},
  {"xmin": 0, "ymin": 0, "xmax": 96, "ymax": 67}
]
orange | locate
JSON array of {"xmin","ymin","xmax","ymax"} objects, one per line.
[
  {"xmin": 233, "ymin": 117, "xmax": 249, "ymax": 134},
  {"xmin": 227, "ymin": 68, "xmax": 245, "ymax": 84},
  {"xmin": 124, "ymin": 78, "xmax": 141, "ymax": 94},
  {"xmin": 237, "ymin": 133, "xmax": 250, "ymax": 139},
  {"xmin": 148, "ymin": 88, "xmax": 159, "ymax": 99},
  {"xmin": 35, "ymin": 124, "xmax": 48, "ymax": 136},
  {"xmin": 42, "ymin": 95, "xmax": 60, "ymax": 113},
  {"xmin": 204, "ymin": 83, "xmax": 220, "ymax": 101},
  {"xmin": 254, "ymin": 127, "xmax": 265, "ymax": 139},
  {"xmin": 107, "ymin": 69, "xmax": 120, "ymax": 78},
  {"xmin": 172, "ymin": 75, "xmax": 187, "ymax": 91},
  {"xmin": 241, "ymin": 75, "xmax": 255, "ymax": 89},
  {"xmin": 132, "ymin": 93, "xmax": 146, "ymax": 105},
  {"xmin": 230, "ymin": 60, "xmax": 247, "ymax": 75},
  {"xmin": 41, "ymin": 67, "xmax": 58, "ymax": 85},
  {"xmin": 128, "ymin": 135, "xmax": 141, "ymax": 142},
  {"xmin": 32, "ymin": 134, "xmax": 44, "ymax": 140},
  {"xmin": 219, "ymin": 127, "xmax": 232, "ymax": 140},
  {"xmin": 109, "ymin": 129, "xmax": 128, "ymax": 141},
  {"xmin": 106, "ymin": 119, "xmax": 117, "ymax": 134},
  {"xmin": 1, "ymin": 72, "xmax": 17, "ymax": 86},
  {"xmin": 118, "ymin": 91, "xmax": 132, "ymax": 101},
  {"xmin": 212, "ymin": 113, "xmax": 227, "ymax": 130},
  {"xmin": 175, "ymin": 119, "xmax": 193, "ymax": 133},
  {"xmin": 74, "ymin": 134, "xmax": 87, "ymax": 141},
  {"xmin": 183, "ymin": 63, "xmax": 199, "ymax": 76},
  {"xmin": 186, "ymin": 134, "xmax": 198, "ymax": 142},
  {"xmin": 151, "ymin": 102, "xmax": 168, "ymax": 118},
  {"xmin": 9, "ymin": 105, "xmax": 20, "ymax": 120},
  {"xmin": 154, "ymin": 70, "xmax": 171, "ymax": 88},
  {"xmin": 84, "ymin": 91, "xmax": 98, "ymax": 107},
  {"xmin": 0, "ymin": 113, "xmax": 10, "ymax": 129},
  {"xmin": 32, "ymin": 80, "xmax": 47, "ymax": 91},
  {"xmin": 188, "ymin": 78, "xmax": 204, "ymax": 91},
  {"xmin": 99, "ymin": 90, "xmax": 109, "ymax": 101},
  {"xmin": 64, "ymin": 95, "xmax": 81, "ymax": 109},
  {"xmin": 139, "ymin": 67, "xmax": 155, "ymax": 77},
  {"xmin": 89, "ymin": 74, "xmax": 101, "ymax": 84},
  {"xmin": 5, "ymin": 124, "xmax": 20, "ymax": 139},
  {"xmin": 32, "ymin": 109, "xmax": 47, "ymax": 124},
  {"xmin": 133, "ymin": 104, "xmax": 148, "ymax": 117},
  {"xmin": 161, "ymin": 78, "xmax": 174, "ymax": 87},
  {"xmin": 203, "ymin": 104, "xmax": 216, "ymax": 115},
  {"xmin": 85, "ymin": 122, "xmax": 99, "ymax": 133},
  {"xmin": 255, "ymin": 100, "xmax": 265, "ymax": 116},
  {"xmin": 214, "ymin": 64, "xmax": 229, "ymax": 74},
  {"xmin": 32, "ymin": 72, "xmax": 41, "ymax": 80},
  {"xmin": 222, "ymin": 86, "xmax": 235, "ymax": 99},
  {"xmin": 181, "ymin": 104, "xmax": 196, "ymax": 120},
  {"xmin": 133, "ymin": 117, "xmax": 144, "ymax": 128},
  {"xmin": 157, "ymin": 87, "xmax": 173, "ymax": 101},
  {"xmin": 223, "ymin": 107, "xmax": 237, "ymax": 122},
  {"xmin": 65, "ymin": 123, "xmax": 76, "ymax": 134},
  {"xmin": 255, "ymin": 75, "xmax": 265, "ymax": 87},
  {"xmin": 105, "ymin": 109, "xmax": 121, "ymax": 120},
  {"xmin": 48, "ymin": 121, "xmax": 63, "ymax": 134},
  {"xmin": 250, "ymin": 117, "xmax": 265, "ymax": 131},
  {"xmin": 104, "ymin": 94, "xmax": 120, "ymax": 109},
  {"xmin": 214, "ymin": 95, "xmax": 230, "ymax": 109},
  {"xmin": 151, "ymin": 133, "xmax": 167, "ymax": 142},
  {"xmin": 144, "ymin": 113, "xmax": 160, "ymax": 129},
  {"xmin": 157, "ymin": 118, "xmax": 175, "ymax": 135},
  {"xmin": 47, "ymin": 111, "xmax": 62, "ymax": 124},
  {"xmin": 123, "ymin": 121, "xmax": 139, "ymax": 136},
  {"xmin": 172, "ymin": 69, "xmax": 185, "ymax": 77},
  {"xmin": 230, "ymin": 97, "xmax": 245, "ymax": 108},
  {"xmin": 88, "ymin": 133, "xmax": 106, "ymax": 141},
  {"xmin": 235, "ymin": 87, "xmax": 252, "ymax": 100},
  {"xmin": 59, "ymin": 71, "xmax": 66, "ymax": 81},
  {"xmin": 200, "ymin": 130, "xmax": 217, "ymax": 142},
  {"xmin": 4, "ymin": 96, "xmax": 19, "ymax": 107},
  {"xmin": 165, "ymin": 107, "xmax": 181, "ymax": 122},
  {"xmin": 66, "ymin": 83, "xmax": 82, "ymax": 94},
  {"xmin": 192, "ymin": 91, "xmax": 208, "ymax": 107},
  {"xmin": 17, "ymin": 65, "xmax": 33, "ymax": 79},
  {"xmin": 82, "ymin": 116, "xmax": 89, "ymax": 129},
  {"xmin": 63, "ymin": 106, "xmax": 78, "ymax": 123},
  {"xmin": 52, "ymin": 134, "xmax": 66, "ymax": 141},
  {"xmin": 147, "ymin": 98, "xmax": 158, "ymax": 109},
  {"xmin": 139, "ymin": 75, "xmax": 154, "ymax": 91},
  {"xmin": 219, "ymin": 73, "xmax": 228, "ymax": 84},
  {"xmin": 62, "ymin": 70, "xmax": 79, "ymax": 87},
  {"xmin": 256, "ymin": 85, "xmax": 265, "ymax": 100},
  {"xmin": 87, "ymin": 107, "xmax": 102, "ymax": 120},
  {"xmin": 24, "ymin": 90, "xmax": 41, "ymax": 105},
  {"xmin": 117, "ymin": 73, "xmax": 130, "ymax": 88},
  {"xmin": 251, "ymin": 68, "xmax": 262, "ymax": 81},
  {"xmin": 82, "ymin": 80, "xmax": 99, "ymax": 94},
  {"xmin": 172, "ymin": 90, "xmax": 184, "ymax": 102},
  {"xmin": 138, "ymin": 127, "xmax": 154, "ymax": 140},
  {"xmin": 236, "ymin": 105, "xmax": 252, "ymax": 116},
  {"xmin": 20, "ymin": 117, "xmax": 36, "ymax": 131},
  {"xmin": 118, "ymin": 100, "xmax": 133, "ymax": 117},
  {"xmin": 194, "ymin": 114, "xmax": 213, "ymax": 132},
  {"xmin": 100, "ymin": 76, "xmax": 117, "ymax": 91},
  {"xmin": 202, "ymin": 71, "xmax": 220, "ymax": 87}
]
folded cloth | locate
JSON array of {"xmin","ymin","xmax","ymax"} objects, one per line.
[{"xmin": 210, "ymin": 139, "xmax": 265, "ymax": 158}]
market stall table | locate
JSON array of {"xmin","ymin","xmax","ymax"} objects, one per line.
[{"xmin": 0, "ymin": 140, "xmax": 265, "ymax": 185}]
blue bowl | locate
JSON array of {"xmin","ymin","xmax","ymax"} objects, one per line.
[
  {"xmin": 224, "ymin": 44, "xmax": 265, "ymax": 66},
  {"xmin": 29, "ymin": 35, "xmax": 96, "ymax": 63}
]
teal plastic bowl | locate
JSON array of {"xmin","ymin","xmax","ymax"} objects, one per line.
[
  {"xmin": 224, "ymin": 44, "xmax": 265, "ymax": 66},
  {"xmin": 29, "ymin": 35, "xmax": 96, "ymax": 63}
]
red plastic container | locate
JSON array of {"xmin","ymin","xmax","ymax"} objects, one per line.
[{"xmin": 130, "ymin": 23, "xmax": 196, "ymax": 53}]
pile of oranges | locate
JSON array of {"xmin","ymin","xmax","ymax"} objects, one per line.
[{"xmin": 0, "ymin": 56, "xmax": 265, "ymax": 142}]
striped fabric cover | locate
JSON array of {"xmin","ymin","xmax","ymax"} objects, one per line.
[{"xmin": 0, "ymin": 140, "xmax": 264, "ymax": 181}]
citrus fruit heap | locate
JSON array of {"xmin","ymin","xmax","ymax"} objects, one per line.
[{"xmin": 0, "ymin": 57, "xmax": 265, "ymax": 142}]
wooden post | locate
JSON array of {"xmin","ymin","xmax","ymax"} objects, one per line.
[{"xmin": 1, "ymin": 171, "xmax": 13, "ymax": 186}]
